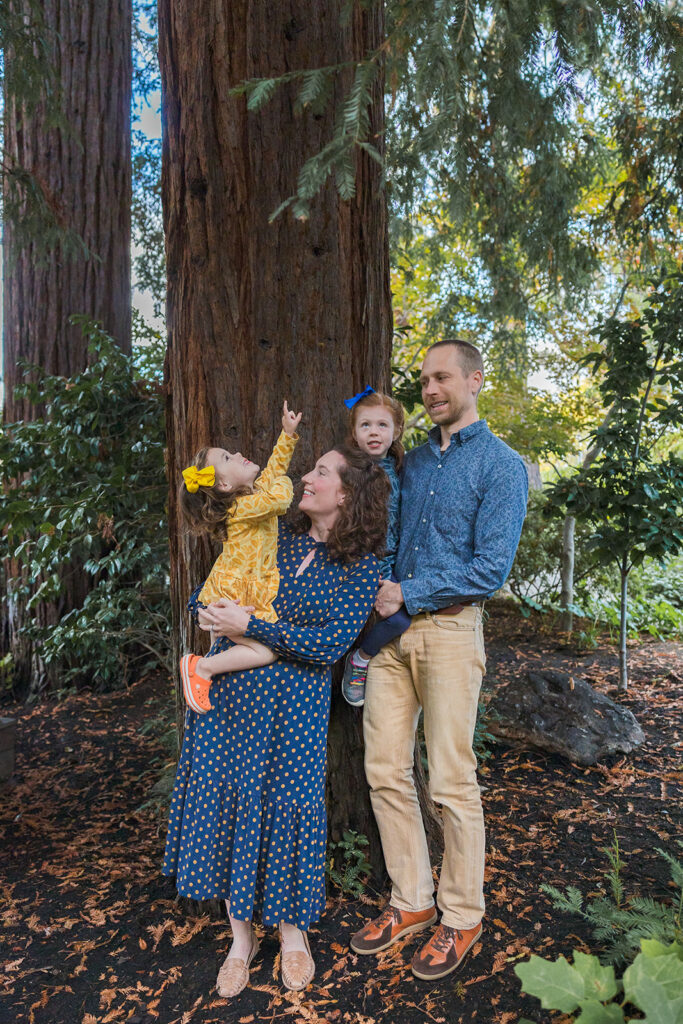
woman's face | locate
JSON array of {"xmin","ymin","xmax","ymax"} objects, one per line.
[{"xmin": 299, "ymin": 450, "xmax": 347, "ymax": 519}]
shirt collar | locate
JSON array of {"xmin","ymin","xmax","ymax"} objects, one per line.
[{"xmin": 428, "ymin": 418, "xmax": 488, "ymax": 453}]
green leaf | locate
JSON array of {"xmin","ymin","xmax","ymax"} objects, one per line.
[
  {"xmin": 575, "ymin": 1001, "xmax": 625, "ymax": 1024},
  {"xmin": 573, "ymin": 951, "xmax": 619, "ymax": 1002},
  {"xmin": 623, "ymin": 942, "xmax": 683, "ymax": 1024},
  {"xmin": 515, "ymin": 955, "xmax": 584, "ymax": 1012},
  {"xmin": 640, "ymin": 939, "xmax": 683, "ymax": 961}
]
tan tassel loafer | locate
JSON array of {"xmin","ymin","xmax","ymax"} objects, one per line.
[
  {"xmin": 280, "ymin": 930, "xmax": 315, "ymax": 991},
  {"xmin": 216, "ymin": 934, "xmax": 260, "ymax": 998}
]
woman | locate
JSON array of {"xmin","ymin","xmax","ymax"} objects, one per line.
[{"xmin": 162, "ymin": 444, "xmax": 389, "ymax": 997}]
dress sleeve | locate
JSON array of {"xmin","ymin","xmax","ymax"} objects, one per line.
[
  {"xmin": 245, "ymin": 554, "xmax": 380, "ymax": 665},
  {"xmin": 187, "ymin": 584, "xmax": 207, "ymax": 623},
  {"xmin": 229, "ymin": 431, "xmax": 297, "ymax": 523},
  {"xmin": 231, "ymin": 476, "xmax": 293, "ymax": 523},
  {"xmin": 256, "ymin": 431, "xmax": 298, "ymax": 489}
]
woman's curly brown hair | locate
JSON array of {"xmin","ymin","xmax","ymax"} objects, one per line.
[
  {"xmin": 178, "ymin": 447, "xmax": 251, "ymax": 543},
  {"xmin": 288, "ymin": 444, "xmax": 390, "ymax": 564}
]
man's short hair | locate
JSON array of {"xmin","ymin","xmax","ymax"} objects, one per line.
[{"xmin": 428, "ymin": 338, "xmax": 485, "ymax": 379}]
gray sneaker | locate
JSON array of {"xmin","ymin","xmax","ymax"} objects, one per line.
[{"xmin": 342, "ymin": 651, "xmax": 368, "ymax": 706}]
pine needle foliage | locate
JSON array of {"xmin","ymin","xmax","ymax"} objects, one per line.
[
  {"xmin": 232, "ymin": 0, "xmax": 682, "ymax": 356},
  {"xmin": 541, "ymin": 836, "xmax": 683, "ymax": 966},
  {"xmin": 234, "ymin": 58, "xmax": 381, "ymax": 221}
]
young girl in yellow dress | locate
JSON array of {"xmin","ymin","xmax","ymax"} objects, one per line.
[{"xmin": 178, "ymin": 400, "xmax": 302, "ymax": 714}]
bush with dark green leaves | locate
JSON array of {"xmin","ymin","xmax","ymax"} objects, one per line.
[
  {"xmin": 508, "ymin": 492, "xmax": 683, "ymax": 640},
  {"xmin": 0, "ymin": 316, "xmax": 169, "ymax": 692},
  {"xmin": 516, "ymin": 939, "xmax": 683, "ymax": 1024}
]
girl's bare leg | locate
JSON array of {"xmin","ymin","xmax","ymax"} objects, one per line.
[{"xmin": 193, "ymin": 639, "xmax": 275, "ymax": 680}]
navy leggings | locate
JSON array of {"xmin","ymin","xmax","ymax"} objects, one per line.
[{"xmin": 361, "ymin": 575, "xmax": 412, "ymax": 657}]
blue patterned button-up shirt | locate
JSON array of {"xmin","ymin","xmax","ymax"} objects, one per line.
[{"xmin": 396, "ymin": 419, "xmax": 528, "ymax": 615}]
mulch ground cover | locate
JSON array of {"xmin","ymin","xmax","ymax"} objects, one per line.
[{"xmin": 1, "ymin": 605, "xmax": 681, "ymax": 1024}]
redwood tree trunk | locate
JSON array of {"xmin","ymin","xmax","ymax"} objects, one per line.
[
  {"xmin": 159, "ymin": 0, "xmax": 395, "ymax": 870},
  {"xmin": 2, "ymin": 0, "xmax": 132, "ymax": 692}
]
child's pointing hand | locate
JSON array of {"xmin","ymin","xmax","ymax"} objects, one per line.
[{"xmin": 282, "ymin": 400, "xmax": 302, "ymax": 436}]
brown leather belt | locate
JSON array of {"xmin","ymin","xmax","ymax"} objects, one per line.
[
  {"xmin": 423, "ymin": 601, "xmax": 480, "ymax": 616},
  {"xmin": 436, "ymin": 601, "xmax": 478, "ymax": 615}
]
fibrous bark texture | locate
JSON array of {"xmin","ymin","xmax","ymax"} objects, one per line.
[
  {"xmin": 3, "ymin": 0, "xmax": 132, "ymax": 418},
  {"xmin": 2, "ymin": 0, "xmax": 132, "ymax": 692},
  {"xmin": 159, "ymin": 0, "xmax": 393, "ymax": 870}
]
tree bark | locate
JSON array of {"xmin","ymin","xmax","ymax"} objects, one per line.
[
  {"xmin": 558, "ymin": 413, "xmax": 611, "ymax": 635},
  {"xmin": 618, "ymin": 559, "xmax": 629, "ymax": 693},
  {"xmin": 2, "ymin": 0, "xmax": 132, "ymax": 692},
  {"xmin": 559, "ymin": 515, "xmax": 575, "ymax": 632},
  {"xmin": 159, "ymin": 0, "xmax": 395, "ymax": 869}
]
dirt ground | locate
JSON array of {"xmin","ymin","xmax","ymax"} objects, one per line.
[{"xmin": 1, "ymin": 607, "xmax": 681, "ymax": 1024}]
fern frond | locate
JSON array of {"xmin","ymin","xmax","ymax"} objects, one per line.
[
  {"xmin": 655, "ymin": 846, "xmax": 683, "ymax": 890},
  {"xmin": 541, "ymin": 883, "xmax": 585, "ymax": 914}
]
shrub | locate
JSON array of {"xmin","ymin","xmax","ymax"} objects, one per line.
[
  {"xmin": 327, "ymin": 830, "xmax": 372, "ymax": 897},
  {"xmin": 516, "ymin": 939, "xmax": 683, "ymax": 1023},
  {"xmin": 542, "ymin": 837, "xmax": 683, "ymax": 966},
  {"xmin": 0, "ymin": 317, "xmax": 169, "ymax": 693}
]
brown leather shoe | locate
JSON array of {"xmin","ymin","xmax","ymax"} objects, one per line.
[
  {"xmin": 280, "ymin": 930, "xmax": 315, "ymax": 991},
  {"xmin": 216, "ymin": 934, "xmax": 260, "ymax": 997},
  {"xmin": 350, "ymin": 904, "xmax": 438, "ymax": 955},
  {"xmin": 411, "ymin": 922, "xmax": 482, "ymax": 980}
]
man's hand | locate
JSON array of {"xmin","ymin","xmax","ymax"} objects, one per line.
[
  {"xmin": 375, "ymin": 579, "xmax": 404, "ymax": 619},
  {"xmin": 282, "ymin": 400, "xmax": 302, "ymax": 436}
]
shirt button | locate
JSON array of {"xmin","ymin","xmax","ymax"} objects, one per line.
[
  {"xmin": 422, "ymin": 518, "xmax": 427, "ymax": 523},
  {"xmin": 430, "ymin": 490, "xmax": 434, "ymax": 495},
  {"xmin": 437, "ymin": 464, "xmax": 442, "ymax": 469},
  {"xmin": 408, "ymin": 573, "xmax": 413, "ymax": 578},
  {"xmin": 414, "ymin": 545, "xmax": 419, "ymax": 550}
]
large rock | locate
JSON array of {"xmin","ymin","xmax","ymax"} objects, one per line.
[{"xmin": 488, "ymin": 668, "xmax": 645, "ymax": 766}]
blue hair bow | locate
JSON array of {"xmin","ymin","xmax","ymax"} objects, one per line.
[{"xmin": 344, "ymin": 385, "xmax": 376, "ymax": 409}]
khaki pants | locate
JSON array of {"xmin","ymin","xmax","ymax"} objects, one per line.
[{"xmin": 364, "ymin": 606, "xmax": 486, "ymax": 930}]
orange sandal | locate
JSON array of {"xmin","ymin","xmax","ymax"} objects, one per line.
[{"xmin": 180, "ymin": 654, "xmax": 213, "ymax": 714}]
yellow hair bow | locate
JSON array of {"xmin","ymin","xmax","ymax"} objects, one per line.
[{"xmin": 182, "ymin": 464, "xmax": 215, "ymax": 493}]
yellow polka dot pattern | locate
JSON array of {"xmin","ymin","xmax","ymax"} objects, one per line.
[
  {"xmin": 162, "ymin": 521, "xmax": 380, "ymax": 930},
  {"xmin": 198, "ymin": 431, "xmax": 297, "ymax": 619}
]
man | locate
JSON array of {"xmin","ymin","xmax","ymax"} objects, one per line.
[{"xmin": 351, "ymin": 339, "xmax": 528, "ymax": 980}]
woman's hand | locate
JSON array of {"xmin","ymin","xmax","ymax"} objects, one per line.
[
  {"xmin": 202, "ymin": 599, "xmax": 254, "ymax": 638},
  {"xmin": 197, "ymin": 606, "xmax": 215, "ymax": 632}
]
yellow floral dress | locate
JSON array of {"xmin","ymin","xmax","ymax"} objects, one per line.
[{"xmin": 197, "ymin": 431, "xmax": 297, "ymax": 620}]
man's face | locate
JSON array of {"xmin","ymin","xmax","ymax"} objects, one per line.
[{"xmin": 420, "ymin": 346, "xmax": 482, "ymax": 430}]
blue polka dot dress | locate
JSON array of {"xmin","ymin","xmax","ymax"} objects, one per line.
[{"xmin": 162, "ymin": 521, "xmax": 379, "ymax": 930}]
